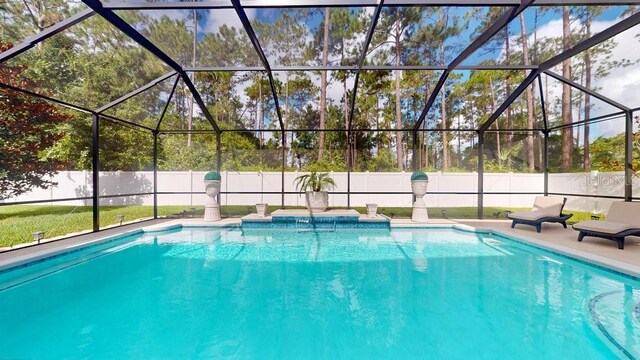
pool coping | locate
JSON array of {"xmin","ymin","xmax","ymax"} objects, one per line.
[{"xmin": 1, "ymin": 219, "xmax": 639, "ymax": 279}]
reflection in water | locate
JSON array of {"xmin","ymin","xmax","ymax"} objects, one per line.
[{"xmin": 413, "ymin": 239, "xmax": 428, "ymax": 272}]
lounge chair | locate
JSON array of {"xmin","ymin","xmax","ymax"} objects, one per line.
[
  {"xmin": 573, "ymin": 201, "xmax": 640, "ymax": 250},
  {"xmin": 508, "ymin": 196, "xmax": 572, "ymax": 233}
]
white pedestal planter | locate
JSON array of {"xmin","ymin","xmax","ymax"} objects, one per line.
[
  {"xmin": 366, "ymin": 203, "xmax": 378, "ymax": 218},
  {"xmin": 411, "ymin": 180, "xmax": 429, "ymax": 222},
  {"xmin": 204, "ymin": 179, "xmax": 221, "ymax": 222},
  {"xmin": 305, "ymin": 191, "xmax": 328, "ymax": 212},
  {"xmin": 256, "ymin": 203, "xmax": 268, "ymax": 218}
]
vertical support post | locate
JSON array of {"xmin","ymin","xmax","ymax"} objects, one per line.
[
  {"xmin": 92, "ymin": 113, "xmax": 100, "ymax": 231},
  {"xmin": 539, "ymin": 75, "xmax": 550, "ymax": 197},
  {"xmin": 412, "ymin": 131, "xmax": 419, "ymax": 206},
  {"xmin": 477, "ymin": 132, "xmax": 484, "ymax": 220},
  {"xmin": 543, "ymin": 131, "xmax": 549, "ymax": 196},
  {"xmin": 281, "ymin": 131, "xmax": 286, "ymax": 209},
  {"xmin": 347, "ymin": 132, "xmax": 352, "ymax": 209},
  {"xmin": 412, "ymin": 130, "xmax": 419, "ymax": 171},
  {"xmin": 153, "ymin": 130, "xmax": 158, "ymax": 219},
  {"xmin": 216, "ymin": 131, "xmax": 222, "ymax": 172},
  {"xmin": 625, "ymin": 110, "xmax": 633, "ymax": 201},
  {"xmin": 216, "ymin": 131, "xmax": 222, "ymax": 206}
]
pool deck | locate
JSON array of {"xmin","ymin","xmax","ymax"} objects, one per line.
[
  {"xmin": 459, "ymin": 220, "xmax": 640, "ymax": 277},
  {"xmin": 1, "ymin": 217, "xmax": 639, "ymax": 277}
]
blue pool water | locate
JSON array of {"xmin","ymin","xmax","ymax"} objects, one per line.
[{"xmin": 0, "ymin": 227, "xmax": 639, "ymax": 359}]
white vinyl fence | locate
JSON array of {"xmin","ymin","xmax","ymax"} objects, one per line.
[{"xmin": 3, "ymin": 171, "xmax": 636, "ymax": 214}]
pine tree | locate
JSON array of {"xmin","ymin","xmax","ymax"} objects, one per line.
[
  {"xmin": 561, "ymin": 6, "xmax": 573, "ymax": 172},
  {"xmin": 519, "ymin": 13, "xmax": 536, "ymax": 171}
]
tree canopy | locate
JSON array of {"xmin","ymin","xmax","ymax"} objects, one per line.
[{"xmin": 0, "ymin": 3, "xmax": 637, "ymax": 184}]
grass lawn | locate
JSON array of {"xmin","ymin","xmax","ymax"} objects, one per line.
[{"xmin": 0, "ymin": 204, "xmax": 600, "ymax": 248}]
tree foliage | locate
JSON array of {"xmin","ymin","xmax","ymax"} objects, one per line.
[
  {"xmin": 0, "ymin": 43, "xmax": 70, "ymax": 199},
  {"xmin": 0, "ymin": 4, "xmax": 636, "ymax": 191}
]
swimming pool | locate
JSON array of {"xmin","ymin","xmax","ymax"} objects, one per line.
[{"xmin": 0, "ymin": 226, "xmax": 638, "ymax": 359}]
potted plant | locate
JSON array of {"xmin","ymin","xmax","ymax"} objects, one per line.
[
  {"xmin": 204, "ymin": 171, "xmax": 222, "ymax": 221},
  {"xmin": 294, "ymin": 171, "xmax": 336, "ymax": 212},
  {"xmin": 411, "ymin": 171, "xmax": 429, "ymax": 222}
]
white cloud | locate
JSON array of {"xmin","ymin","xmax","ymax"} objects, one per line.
[
  {"xmin": 500, "ymin": 16, "xmax": 640, "ymax": 139},
  {"xmin": 202, "ymin": 8, "xmax": 256, "ymax": 34}
]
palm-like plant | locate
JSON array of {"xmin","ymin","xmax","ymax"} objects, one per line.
[{"xmin": 294, "ymin": 171, "xmax": 336, "ymax": 192}]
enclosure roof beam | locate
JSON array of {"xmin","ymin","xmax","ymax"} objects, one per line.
[
  {"xmin": 180, "ymin": 73, "xmax": 221, "ymax": 132},
  {"xmin": 478, "ymin": 10, "xmax": 640, "ymax": 134},
  {"xmin": 231, "ymin": 0, "xmax": 285, "ymax": 133},
  {"xmin": 81, "ymin": 0, "xmax": 221, "ymax": 133},
  {"xmin": 413, "ymin": 0, "xmax": 534, "ymax": 132},
  {"xmin": 96, "ymin": 71, "xmax": 177, "ymax": 114},
  {"xmin": 155, "ymin": 76, "xmax": 181, "ymax": 132},
  {"xmin": 0, "ymin": 82, "xmax": 93, "ymax": 114},
  {"xmin": 543, "ymin": 70, "xmax": 630, "ymax": 111},
  {"xmin": 347, "ymin": 0, "xmax": 385, "ymax": 132},
  {"xmin": 0, "ymin": 80, "xmax": 153, "ymax": 132},
  {"xmin": 413, "ymin": 71, "xmax": 449, "ymax": 131},
  {"xmin": 537, "ymin": 74, "xmax": 548, "ymax": 132},
  {"xmin": 478, "ymin": 69, "xmax": 540, "ymax": 134},
  {"xmin": 100, "ymin": 113, "xmax": 156, "ymax": 132},
  {"xmin": 102, "ymin": 0, "xmax": 640, "ymax": 10},
  {"xmin": 548, "ymin": 111, "xmax": 627, "ymax": 131},
  {"xmin": 0, "ymin": 9, "xmax": 95, "ymax": 64}
]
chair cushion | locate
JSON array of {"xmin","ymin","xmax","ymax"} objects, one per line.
[
  {"xmin": 605, "ymin": 201, "xmax": 640, "ymax": 226},
  {"xmin": 509, "ymin": 210, "xmax": 549, "ymax": 221},
  {"xmin": 531, "ymin": 196, "xmax": 565, "ymax": 217},
  {"xmin": 573, "ymin": 220, "xmax": 637, "ymax": 235}
]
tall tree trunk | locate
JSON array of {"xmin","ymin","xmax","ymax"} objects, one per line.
[
  {"xmin": 285, "ymin": 72, "xmax": 290, "ymax": 167},
  {"xmin": 505, "ymin": 26, "xmax": 512, "ymax": 166},
  {"xmin": 423, "ymin": 87, "xmax": 429, "ymax": 169},
  {"xmin": 420, "ymin": 90, "xmax": 430, "ymax": 170},
  {"xmin": 187, "ymin": 9, "xmax": 197, "ymax": 147},
  {"xmin": 457, "ymin": 116, "xmax": 462, "ymax": 168},
  {"xmin": 318, "ymin": 8, "xmax": 330, "ymax": 161},
  {"xmin": 394, "ymin": 8, "xmax": 404, "ymax": 171},
  {"xmin": 576, "ymin": 64, "xmax": 584, "ymax": 149},
  {"xmin": 344, "ymin": 79, "xmax": 349, "ymax": 164},
  {"xmin": 440, "ymin": 41, "xmax": 450, "ymax": 170},
  {"xmin": 21, "ymin": 1, "xmax": 48, "ymax": 50},
  {"xmin": 520, "ymin": 13, "xmax": 536, "ymax": 171},
  {"xmin": 258, "ymin": 76, "xmax": 263, "ymax": 148},
  {"xmin": 441, "ymin": 86, "xmax": 449, "ymax": 170},
  {"xmin": 489, "ymin": 75, "xmax": 501, "ymax": 165},
  {"xmin": 561, "ymin": 6, "xmax": 573, "ymax": 172},
  {"xmin": 534, "ymin": 9, "xmax": 544, "ymax": 167},
  {"xmin": 423, "ymin": 128, "xmax": 429, "ymax": 169},
  {"xmin": 583, "ymin": 10, "xmax": 592, "ymax": 170}
]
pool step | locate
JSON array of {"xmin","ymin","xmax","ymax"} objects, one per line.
[
  {"xmin": 241, "ymin": 209, "xmax": 390, "ymax": 229},
  {"xmin": 296, "ymin": 218, "xmax": 337, "ymax": 232}
]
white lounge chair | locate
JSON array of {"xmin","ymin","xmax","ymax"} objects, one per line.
[
  {"xmin": 573, "ymin": 201, "xmax": 640, "ymax": 250},
  {"xmin": 508, "ymin": 196, "xmax": 572, "ymax": 233}
]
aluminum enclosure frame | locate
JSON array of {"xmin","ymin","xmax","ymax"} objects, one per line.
[{"xmin": 0, "ymin": 0, "xmax": 638, "ymax": 249}]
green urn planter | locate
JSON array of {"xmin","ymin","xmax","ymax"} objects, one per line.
[{"xmin": 411, "ymin": 171, "xmax": 429, "ymax": 222}]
